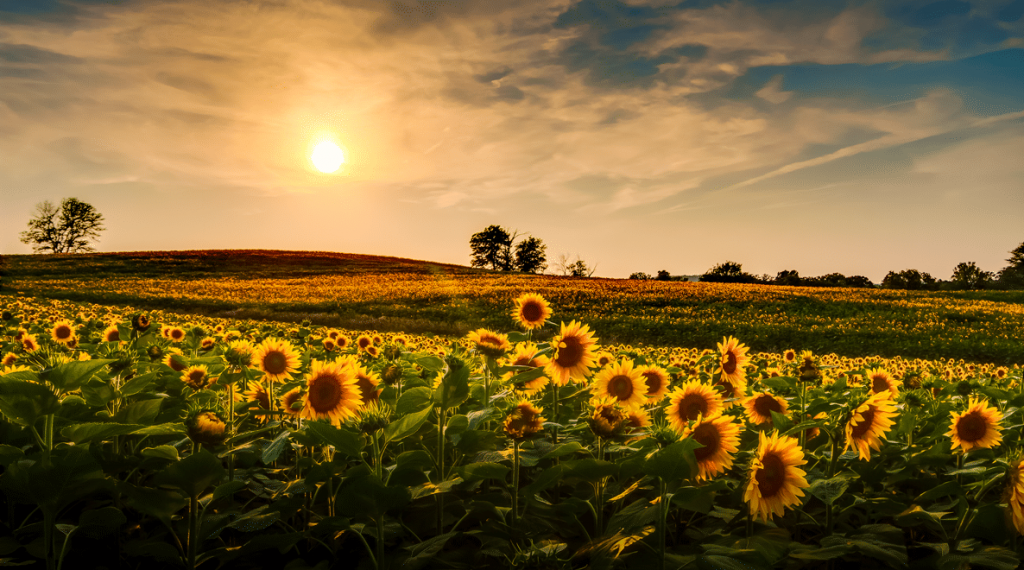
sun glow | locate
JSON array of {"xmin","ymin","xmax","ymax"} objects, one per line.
[{"xmin": 311, "ymin": 140, "xmax": 345, "ymax": 173}]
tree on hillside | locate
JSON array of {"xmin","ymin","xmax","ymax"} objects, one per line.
[
  {"xmin": 656, "ymin": 270, "xmax": 671, "ymax": 281},
  {"xmin": 881, "ymin": 269, "xmax": 936, "ymax": 290},
  {"xmin": 775, "ymin": 270, "xmax": 801, "ymax": 286},
  {"xmin": 700, "ymin": 261, "xmax": 759, "ymax": 283},
  {"xmin": 629, "ymin": 272, "xmax": 651, "ymax": 280},
  {"xmin": 998, "ymin": 242, "xmax": 1024, "ymax": 287},
  {"xmin": 469, "ymin": 225, "xmax": 516, "ymax": 271},
  {"xmin": 554, "ymin": 253, "xmax": 597, "ymax": 277},
  {"xmin": 514, "ymin": 236, "xmax": 547, "ymax": 273},
  {"xmin": 951, "ymin": 261, "xmax": 993, "ymax": 290},
  {"xmin": 19, "ymin": 198, "xmax": 105, "ymax": 254}
]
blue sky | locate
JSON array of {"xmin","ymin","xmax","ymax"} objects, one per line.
[{"xmin": 1, "ymin": 0, "xmax": 1022, "ymax": 280}]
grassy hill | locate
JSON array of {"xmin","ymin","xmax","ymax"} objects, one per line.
[{"xmin": 2, "ymin": 250, "xmax": 1023, "ymax": 363}]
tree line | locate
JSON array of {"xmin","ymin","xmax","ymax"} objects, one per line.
[
  {"xmin": 628, "ymin": 242, "xmax": 1024, "ymax": 290},
  {"xmin": 467, "ymin": 225, "xmax": 599, "ymax": 277}
]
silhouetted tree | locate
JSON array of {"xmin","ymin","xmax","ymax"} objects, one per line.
[
  {"xmin": 469, "ymin": 225, "xmax": 515, "ymax": 271},
  {"xmin": 20, "ymin": 198, "xmax": 105, "ymax": 254},
  {"xmin": 629, "ymin": 272, "xmax": 651, "ymax": 280},
  {"xmin": 656, "ymin": 270, "xmax": 671, "ymax": 281},
  {"xmin": 514, "ymin": 236, "xmax": 547, "ymax": 274},
  {"xmin": 554, "ymin": 253, "xmax": 597, "ymax": 277},
  {"xmin": 700, "ymin": 261, "xmax": 759, "ymax": 283},
  {"xmin": 881, "ymin": 269, "xmax": 936, "ymax": 290},
  {"xmin": 997, "ymin": 242, "xmax": 1024, "ymax": 288},
  {"xmin": 775, "ymin": 270, "xmax": 801, "ymax": 286},
  {"xmin": 951, "ymin": 262, "xmax": 993, "ymax": 290}
]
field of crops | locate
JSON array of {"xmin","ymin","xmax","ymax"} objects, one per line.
[
  {"xmin": 3, "ymin": 251, "xmax": 1024, "ymax": 363},
  {"xmin": 1, "ymin": 291, "xmax": 1023, "ymax": 570}
]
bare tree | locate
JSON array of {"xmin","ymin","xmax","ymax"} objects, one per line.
[
  {"xmin": 20, "ymin": 198, "xmax": 106, "ymax": 254},
  {"xmin": 553, "ymin": 253, "xmax": 597, "ymax": 277}
]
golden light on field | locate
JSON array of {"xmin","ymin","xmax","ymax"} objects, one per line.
[{"xmin": 311, "ymin": 140, "xmax": 345, "ymax": 173}]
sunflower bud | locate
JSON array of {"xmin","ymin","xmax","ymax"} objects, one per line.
[
  {"xmin": 356, "ymin": 402, "xmax": 392, "ymax": 434},
  {"xmin": 588, "ymin": 403, "xmax": 626, "ymax": 439},
  {"xmin": 1, "ymin": 311, "xmax": 12, "ymax": 321},
  {"xmin": 131, "ymin": 314, "xmax": 151, "ymax": 332},
  {"xmin": 382, "ymin": 363, "xmax": 404, "ymax": 386},
  {"xmin": 187, "ymin": 410, "xmax": 227, "ymax": 446},
  {"xmin": 956, "ymin": 380, "xmax": 973, "ymax": 396},
  {"xmin": 147, "ymin": 345, "xmax": 164, "ymax": 361},
  {"xmin": 503, "ymin": 401, "xmax": 545, "ymax": 440}
]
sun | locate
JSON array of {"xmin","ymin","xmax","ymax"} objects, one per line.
[{"xmin": 311, "ymin": 140, "xmax": 345, "ymax": 173}]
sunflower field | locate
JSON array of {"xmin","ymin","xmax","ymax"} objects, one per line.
[{"xmin": 1, "ymin": 293, "xmax": 1024, "ymax": 570}]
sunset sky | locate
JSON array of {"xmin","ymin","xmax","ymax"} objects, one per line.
[{"xmin": 1, "ymin": 0, "xmax": 1022, "ymax": 281}]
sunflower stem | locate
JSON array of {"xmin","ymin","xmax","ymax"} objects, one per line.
[
  {"xmin": 659, "ymin": 478, "xmax": 668, "ymax": 570},
  {"xmin": 511, "ymin": 439, "xmax": 520, "ymax": 526},
  {"xmin": 595, "ymin": 437, "xmax": 604, "ymax": 536},
  {"xmin": 436, "ymin": 407, "xmax": 446, "ymax": 535},
  {"xmin": 187, "ymin": 494, "xmax": 199, "ymax": 570},
  {"xmin": 227, "ymin": 380, "xmax": 235, "ymax": 482},
  {"xmin": 551, "ymin": 383, "xmax": 560, "ymax": 446}
]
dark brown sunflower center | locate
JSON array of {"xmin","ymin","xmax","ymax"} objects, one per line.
[
  {"xmin": 263, "ymin": 351, "xmax": 288, "ymax": 375},
  {"xmin": 520, "ymin": 301, "xmax": 544, "ymax": 323},
  {"xmin": 692, "ymin": 422, "xmax": 721, "ymax": 461},
  {"xmin": 254, "ymin": 388, "xmax": 270, "ymax": 410},
  {"xmin": 355, "ymin": 375, "xmax": 379, "ymax": 404},
  {"xmin": 513, "ymin": 356, "xmax": 532, "ymax": 366},
  {"xmin": 871, "ymin": 376, "xmax": 889, "ymax": 393},
  {"xmin": 555, "ymin": 336, "xmax": 584, "ymax": 368},
  {"xmin": 643, "ymin": 372, "xmax": 663, "ymax": 395},
  {"xmin": 956, "ymin": 411, "xmax": 987, "ymax": 442},
  {"xmin": 169, "ymin": 357, "xmax": 187, "ymax": 372},
  {"xmin": 282, "ymin": 391, "xmax": 301, "ymax": 414},
  {"xmin": 358, "ymin": 338, "xmax": 371, "ymax": 348},
  {"xmin": 608, "ymin": 375, "xmax": 634, "ymax": 400},
  {"xmin": 308, "ymin": 374, "xmax": 343, "ymax": 412},
  {"xmin": 756, "ymin": 452, "xmax": 787, "ymax": 497},
  {"xmin": 188, "ymin": 371, "xmax": 206, "ymax": 385},
  {"xmin": 55, "ymin": 325, "xmax": 72, "ymax": 339},
  {"xmin": 722, "ymin": 352, "xmax": 738, "ymax": 375},
  {"xmin": 171, "ymin": 329, "xmax": 184, "ymax": 340},
  {"xmin": 106, "ymin": 330, "xmax": 120, "ymax": 341},
  {"xmin": 851, "ymin": 407, "xmax": 876, "ymax": 439},
  {"xmin": 754, "ymin": 395, "xmax": 783, "ymax": 419},
  {"xmin": 679, "ymin": 393, "xmax": 709, "ymax": 421}
]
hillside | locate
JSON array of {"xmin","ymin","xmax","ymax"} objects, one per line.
[{"xmin": 2, "ymin": 249, "xmax": 1023, "ymax": 363}]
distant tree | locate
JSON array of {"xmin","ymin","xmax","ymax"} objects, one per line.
[
  {"xmin": 513, "ymin": 236, "xmax": 547, "ymax": 274},
  {"xmin": 775, "ymin": 270, "xmax": 801, "ymax": 286},
  {"xmin": 655, "ymin": 269, "xmax": 671, "ymax": 281},
  {"xmin": 700, "ymin": 261, "xmax": 758, "ymax": 284},
  {"xmin": 469, "ymin": 225, "xmax": 515, "ymax": 271},
  {"xmin": 881, "ymin": 269, "xmax": 936, "ymax": 290},
  {"xmin": 845, "ymin": 275, "xmax": 875, "ymax": 288},
  {"xmin": 554, "ymin": 253, "xmax": 597, "ymax": 278},
  {"xmin": 629, "ymin": 272, "xmax": 651, "ymax": 280},
  {"xmin": 951, "ymin": 262, "xmax": 993, "ymax": 290},
  {"xmin": 20, "ymin": 198, "xmax": 105, "ymax": 254},
  {"xmin": 997, "ymin": 242, "xmax": 1024, "ymax": 288}
]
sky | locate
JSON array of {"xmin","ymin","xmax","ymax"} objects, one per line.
[{"xmin": 0, "ymin": 0, "xmax": 1022, "ymax": 281}]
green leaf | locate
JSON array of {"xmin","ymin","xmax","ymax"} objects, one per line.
[
  {"xmin": 61, "ymin": 422, "xmax": 145, "ymax": 444},
  {"xmin": 396, "ymin": 387, "xmax": 433, "ymax": 415},
  {"xmin": 384, "ymin": 405, "xmax": 433, "ymax": 444},
  {"xmin": 133, "ymin": 422, "xmax": 186, "ymax": 436},
  {"xmin": 141, "ymin": 445, "xmax": 179, "ymax": 462},
  {"xmin": 261, "ymin": 430, "xmax": 292, "ymax": 464},
  {"xmin": 114, "ymin": 399, "xmax": 162, "ymax": 425},
  {"xmin": 303, "ymin": 421, "xmax": 364, "ymax": 458},
  {"xmin": 807, "ymin": 476, "xmax": 850, "ymax": 506},
  {"xmin": 763, "ymin": 377, "xmax": 796, "ymax": 391},
  {"xmin": 0, "ymin": 376, "xmax": 59, "ymax": 425},
  {"xmin": 335, "ymin": 464, "xmax": 410, "ymax": 519},
  {"xmin": 915, "ymin": 480, "xmax": 964, "ymax": 503},
  {"xmin": 43, "ymin": 359, "xmax": 115, "ymax": 392},
  {"xmin": 434, "ymin": 365, "xmax": 470, "ymax": 410},
  {"xmin": 118, "ymin": 372, "xmax": 157, "ymax": 397},
  {"xmin": 770, "ymin": 410, "xmax": 793, "ymax": 432},
  {"xmin": 411, "ymin": 354, "xmax": 444, "ymax": 372},
  {"xmin": 0, "ymin": 444, "xmax": 25, "ymax": 467},
  {"xmin": 458, "ymin": 462, "xmax": 510, "ymax": 482},
  {"xmin": 642, "ymin": 438, "xmax": 701, "ymax": 482},
  {"xmin": 504, "ymin": 367, "xmax": 547, "ymax": 390},
  {"xmin": 77, "ymin": 506, "xmax": 126, "ymax": 538},
  {"xmin": 953, "ymin": 546, "xmax": 1019, "ymax": 570},
  {"xmin": 153, "ymin": 449, "xmax": 225, "ymax": 498},
  {"xmin": 563, "ymin": 458, "xmax": 618, "ymax": 483},
  {"xmin": 213, "ymin": 480, "xmax": 247, "ymax": 502}
]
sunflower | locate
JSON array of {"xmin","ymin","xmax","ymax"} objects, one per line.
[
  {"xmin": 1007, "ymin": 458, "xmax": 1024, "ymax": 535},
  {"xmin": 782, "ymin": 349, "xmax": 796, "ymax": 364},
  {"xmin": 844, "ymin": 391, "xmax": 898, "ymax": 461},
  {"xmin": 299, "ymin": 359, "xmax": 362, "ymax": 426},
  {"xmin": 244, "ymin": 381, "xmax": 271, "ymax": 421},
  {"xmin": 356, "ymin": 335, "xmax": 373, "ymax": 352},
  {"xmin": 717, "ymin": 336, "xmax": 750, "ymax": 385},
  {"xmin": 744, "ymin": 430, "xmax": 809, "ymax": 522},
  {"xmin": 280, "ymin": 387, "xmax": 304, "ymax": 416},
  {"xmin": 636, "ymin": 365, "xmax": 671, "ymax": 402},
  {"xmin": 666, "ymin": 381, "xmax": 724, "ymax": 435},
  {"xmin": 503, "ymin": 401, "xmax": 546, "ymax": 439},
  {"xmin": 393, "ymin": 335, "xmax": 409, "ymax": 348},
  {"xmin": 131, "ymin": 314, "xmax": 151, "ymax": 332},
  {"xmin": 467, "ymin": 329, "xmax": 511, "ymax": 359},
  {"xmin": 163, "ymin": 349, "xmax": 188, "ymax": 372},
  {"xmin": 354, "ymin": 366, "xmax": 382, "ymax": 407},
  {"xmin": 682, "ymin": 413, "xmax": 741, "ymax": 481},
  {"xmin": 1, "ymin": 353, "xmax": 17, "ymax": 368},
  {"xmin": 946, "ymin": 397, "xmax": 1003, "ymax": 453},
  {"xmin": 512, "ymin": 293, "xmax": 552, "ymax": 330},
  {"xmin": 181, "ymin": 365, "xmax": 212, "ymax": 391},
  {"xmin": 591, "ymin": 360, "xmax": 647, "ymax": 409},
  {"xmin": 624, "ymin": 408, "xmax": 651, "ymax": 437},
  {"xmin": 50, "ymin": 321, "xmax": 76, "ymax": 345},
  {"xmin": 335, "ymin": 335, "xmax": 351, "ymax": 350},
  {"xmin": 167, "ymin": 327, "xmax": 186, "ymax": 343},
  {"xmin": 101, "ymin": 325, "xmax": 120, "ymax": 343},
  {"xmin": 200, "ymin": 337, "xmax": 215, "ymax": 351},
  {"xmin": 595, "ymin": 352, "xmax": 615, "ymax": 368},
  {"xmin": 254, "ymin": 339, "xmax": 301, "ymax": 383},
  {"xmin": 865, "ymin": 368, "xmax": 902, "ymax": 397},
  {"xmin": 545, "ymin": 321, "xmax": 599, "ymax": 386},
  {"xmin": 501, "ymin": 343, "xmax": 550, "ymax": 395},
  {"xmin": 365, "ymin": 345, "xmax": 381, "ymax": 358},
  {"xmin": 743, "ymin": 392, "xmax": 789, "ymax": 426},
  {"xmin": 323, "ymin": 338, "xmax": 337, "ymax": 352}
]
